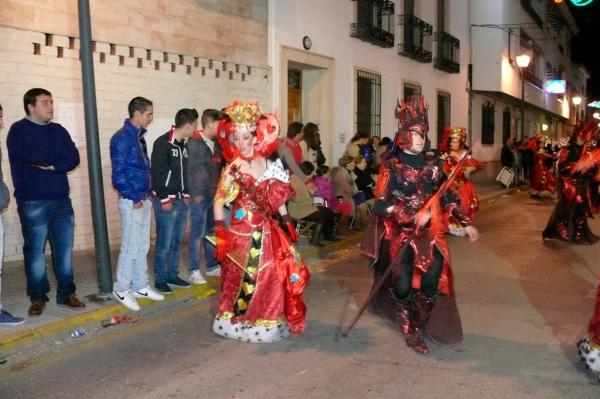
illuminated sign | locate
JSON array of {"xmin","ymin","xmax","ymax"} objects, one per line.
[
  {"xmin": 588, "ymin": 101, "xmax": 600, "ymax": 108},
  {"xmin": 570, "ymin": 0, "xmax": 594, "ymax": 6},
  {"xmin": 544, "ymin": 80, "xmax": 566, "ymax": 94}
]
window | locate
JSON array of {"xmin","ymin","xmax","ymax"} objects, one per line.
[
  {"xmin": 356, "ymin": 70, "xmax": 381, "ymax": 137},
  {"xmin": 350, "ymin": 0, "xmax": 395, "ymax": 48},
  {"xmin": 482, "ymin": 101, "xmax": 495, "ymax": 145},
  {"xmin": 404, "ymin": 82, "xmax": 422, "ymax": 103},
  {"xmin": 437, "ymin": 91, "xmax": 451, "ymax": 146},
  {"xmin": 502, "ymin": 107, "xmax": 512, "ymax": 143}
]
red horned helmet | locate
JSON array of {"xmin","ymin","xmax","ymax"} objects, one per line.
[{"xmin": 393, "ymin": 96, "xmax": 429, "ymax": 150}]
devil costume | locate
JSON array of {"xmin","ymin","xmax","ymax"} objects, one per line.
[
  {"xmin": 542, "ymin": 122, "xmax": 600, "ymax": 244},
  {"xmin": 211, "ymin": 102, "xmax": 310, "ymax": 343},
  {"xmin": 361, "ymin": 98, "xmax": 475, "ymax": 354}
]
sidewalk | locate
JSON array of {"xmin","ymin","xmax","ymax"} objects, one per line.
[{"xmin": 0, "ymin": 180, "xmax": 515, "ymax": 354}]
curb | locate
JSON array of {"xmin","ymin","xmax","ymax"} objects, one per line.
[
  {"xmin": 0, "ymin": 234, "xmax": 363, "ymax": 355},
  {"xmin": 0, "ymin": 283, "xmax": 217, "ymax": 354}
]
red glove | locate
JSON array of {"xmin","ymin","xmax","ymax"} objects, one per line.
[
  {"xmin": 282, "ymin": 214, "xmax": 299, "ymax": 243},
  {"xmin": 215, "ymin": 220, "xmax": 228, "ymax": 263}
]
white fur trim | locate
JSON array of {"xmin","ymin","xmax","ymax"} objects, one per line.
[
  {"xmin": 579, "ymin": 337, "xmax": 600, "ymax": 380},
  {"xmin": 212, "ymin": 315, "xmax": 290, "ymax": 344},
  {"xmin": 257, "ymin": 158, "xmax": 290, "ymax": 184}
]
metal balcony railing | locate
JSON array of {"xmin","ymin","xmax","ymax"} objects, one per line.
[
  {"xmin": 398, "ymin": 14, "xmax": 432, "ymax": 63},
  {"xmin": 350, "ymin": 23, "xmax": 395, "ymax": 48},
  {"xmin": 350, "ymin": 0, "xmax": 395, "ymax": 48},
  {"xmin": 433, "ymin": 31, "xmax": 460, "ymax": 73}
]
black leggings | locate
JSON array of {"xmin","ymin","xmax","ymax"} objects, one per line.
[{"xmin": 394, "ymin": 246, "xmax": 444, "ymax": 299}]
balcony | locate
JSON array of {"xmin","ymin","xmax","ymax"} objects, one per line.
[
  {"xmin": 523, "ymin": 69, "xmax": 543, "ymax": 89},
  {"xmin": 398, "ymin": 14, "xmax": 432, "ymax": 63},
  {"xmin": 350, "ymin": 0, "xmax": 395, "ymax": 48},
  {"xmin": 433, "ymin": 31, "xmax": 460, "ymax": 73},
  {"xmin": 350, "ymin": 23, "xmax": 395, "ymax": 48}
]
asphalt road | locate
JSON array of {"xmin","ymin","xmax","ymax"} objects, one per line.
[{"xmin": 1, "ymin": 190, "xmax": 600, "ymax": 398}]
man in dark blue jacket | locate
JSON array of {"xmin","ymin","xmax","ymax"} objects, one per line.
[
  {"xmin": 110, "ymin": 97, "xmax": 164, "ymax": 311},
  {"xmin": 7, "ymin": 88, "xmax": 85, "ymax": 316}
]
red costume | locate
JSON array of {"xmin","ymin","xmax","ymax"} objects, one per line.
[
  {"xmin": 439, "ymin": 127, "xmax": 483, "ymax": 235},
  {"xmin": 361, "ymin": 97, "xmax": 475, "ymax": 354},
  {"xmin": 211, "ymin": 102, "xmax": 310, "ymax": 343},
  {"xmin": 529, "ymin": 136, "xmax": 556, "ymax": 198},
  {"xmin": 543, "ymin": 122, "xmax": 600, "ymax": 244}
]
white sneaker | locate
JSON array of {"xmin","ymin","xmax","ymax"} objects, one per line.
[
  {"xmin": 205, "ymin": 266, "xmax": 221, "ymax": 277},
  {"xmin": 113, "ymin": 290, "xmax": 140, "ymax": 311},
  {"xmin": 133, "ymin": 286, "xmax": 165, "ymax": 301},
  {"xmin": 189, "ymin": 270, "xmax": 207, "ymax": 285}
]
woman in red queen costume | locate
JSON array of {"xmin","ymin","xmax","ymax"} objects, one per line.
[
  {"xmin": 212, "ymin": 101, "xmax": 310, "ymax": 343},
  {"xmin": 439, "ymin": 127, "xmax": 483, "ymax": 236},
  {"xmin": 529, "ymin": 134, "xmax": 556, "ymax": 198},
  {"xmin": 579, "ymin": 287, "xmax": 600, "ymax": 381}
]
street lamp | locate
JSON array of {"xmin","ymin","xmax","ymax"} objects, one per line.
[
  {"xmin": 516, "ymin": 54, "xmax": 531, "ymax": 139},
  {"xmin": 573, "ymin": 95, "xmax": 582, "ymax": 123}
]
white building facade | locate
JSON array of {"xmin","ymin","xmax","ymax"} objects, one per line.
[
  {"xmin": 269, "ymin": 0, "xmax": 471, "ymax": 163},
  {"xmin": 470, "ymin": 0, "xmax": 581, "ymax": 178}
]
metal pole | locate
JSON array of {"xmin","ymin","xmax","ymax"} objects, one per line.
[
  {"xmin": 77, "ymin": 0, "xmax": 113, "ymax": 295},
  {"xmin": 520, "ymin": 69, "xmax": 526, "ymax": 140}
]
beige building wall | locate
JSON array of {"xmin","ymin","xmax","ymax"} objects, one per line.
[{"xmin": 0, "ymin": 1, "xmax": 270, "ymax": 261}]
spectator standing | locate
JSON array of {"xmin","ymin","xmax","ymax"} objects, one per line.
[
  {"xmin": 299, "ymin": 122, "xmax": 322, "ymax": 167},
  {"xmin": 0, "ymin": 103, "xmax": 25, "ymax": 325},
  {"xmin": 7, "ymin": 88, "xmax": 85, "ymax": 316},
  {"xmin": 110, "ymin": 97, "xmax": 164, "ymax": 311},
  {"xmin": 186, "ymin": 109, "xmax": 223, "ymax": 283},
  {"xmin": 279, "ymin": 122, "xmax": 308, "ymax": 181},
  {"xmin": 151, "ymin": 108, "xmax": 197, "ymax": 294}
]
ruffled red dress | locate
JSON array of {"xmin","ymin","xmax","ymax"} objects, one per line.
[
  {"xmin": 442, "ymin": 151, "xmax": 483, "ymax": 235},
  {"xmin": 212, "ymin": 159, "xmax": 310, "ymax": 343},
  {"xmin": 529, "ymin": 149, "xmax": 556, "ymax": 197}
]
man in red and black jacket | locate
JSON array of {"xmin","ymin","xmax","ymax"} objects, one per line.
[{"xmin": 150, "ymin": 108, "xmax": 197, "ymax": 294}]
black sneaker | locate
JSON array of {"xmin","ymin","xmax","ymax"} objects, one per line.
[
  {"xmin": 155, "ymin": 282, "xmax": 173, "ymax": 294},
  {"xmin": 167, "ymin": 277, "xmax": 191, "ymax": 288}
]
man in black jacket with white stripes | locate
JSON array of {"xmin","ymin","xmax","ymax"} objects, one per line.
[{"xmin": 150, "ymin": 108, "xmax": 197, "ymax": 294}]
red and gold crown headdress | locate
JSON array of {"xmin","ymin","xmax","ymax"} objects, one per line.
[
  {"xmin": 440, "ymin": 127, "xmax": 467, "ymax": 152},
  {"xmin": 217, "ymin": 101, "xmax": 280, "ymax": 162}
]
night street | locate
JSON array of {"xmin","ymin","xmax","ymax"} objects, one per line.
[{"xmin": 1, "ymin": 190, "xmax": 599, "ymax": 399}]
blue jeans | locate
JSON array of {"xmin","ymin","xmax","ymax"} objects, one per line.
[
  {"xmin": 188, "ymin": 198, "xmax": 218, "ymax": 273},
  {"xmin": 153, "ymin": 199, "xmax": 188, "ymax": 284},
  {"xmin": 17, "ymin": 198, "xmax": 76, "ymax": 303},
  {"xmin": 114, "ymin": 199, "xmax": 151, "ymax": 293}
]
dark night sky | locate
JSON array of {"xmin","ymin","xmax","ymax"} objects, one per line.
[{"xmin": 568, "ymin": 0, "xmax": 600, "ymax": 100}]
